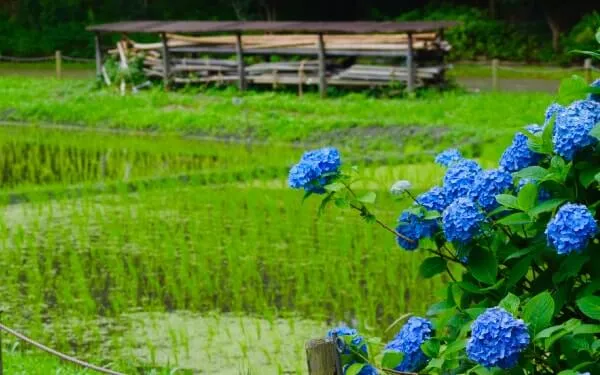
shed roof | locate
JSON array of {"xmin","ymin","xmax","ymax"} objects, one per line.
[{"xmin": 87, "ymin": 20, "xmax": 458, "ymax": 34}]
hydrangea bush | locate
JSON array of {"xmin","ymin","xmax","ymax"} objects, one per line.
[{"xmin": 289, "ymin": 47, "xmax": 600, "ymax": 374}]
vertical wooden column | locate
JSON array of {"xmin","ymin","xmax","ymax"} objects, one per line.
[
  {"xmin": 584, "ymin": 58, "xmax": 592, "ymax": 83},
  {"xmin": 317, "ymin": 33, "xmax": 327, "ymax": 98},
  {"xmin": 160, "ymin": 32, "xmax": 170, "ymax": 90},
  {"xmin": 94, "ymin": 33, "xmax": 102, "ymax": 77},
  {"xmin": 492, "ymin": 59, "xmax": 499, "ymax": 91},
  {"xmin": 235, "ymin": 32, "xmax": 247, "ymax": 91},
  {"xmin": 306, "ymin": 338, "xmax": 342, "ymax": 375},
  {"xmin": 55, "ymin": 50, "xmax": 62, "ymax": 79},
  {"xmin": 406, "ymin": 32, "xmax": 415, "ymax": 93}
]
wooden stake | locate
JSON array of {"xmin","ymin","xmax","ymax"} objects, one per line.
[
  {"xmin": 584, "ymin": 58, "xmax": 592, "ymax": 83},
  {"xmin": 160, "ymin": 33, "xmax": 170, "ymax": 90},
  {"xmin": 492, "ymin": 59, "xmax": 499, "ymax": 91},
  {"xmin": 305, "ymin": 338, "xmax": 341, "ymax": 375},
  {"xmin": 55, "ymin": 50, "xmax": 62, "ymax": 80},
  {"xmin": 235, "ymin": 32, "xmax": 247, "ymax": 91},
  {"xmin": 94, "ymin": 33, "xmax": 102, "ymax": 77},
  {"xmin": 406, "ymin": 32, "xmax": 415, "ymax": 92},
  {"xmin": 317, "ymin": 33, "xmax": 327, "ymax": 98}
]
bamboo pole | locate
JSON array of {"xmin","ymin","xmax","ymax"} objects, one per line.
[
  {"xmin": 55, "ymin": 50, "xmax": 62, "ymax": 80},
  {"xmin": 160, "ymin": 32, "xmax": 170, "ymax": 90},
  {"xmin": 94, "ymin": 33, "xmax": 102, "ymax": 77},
  {"xmin": 406, "ymin": 32, "xmax": 415, "ymax": 92},
  {"xmin": 317, "ymin": 33, "xmax": 327, "ymax": 98},
  {"xmin": 235, "ymin": 32, "xmax": 247, "ymax": 91}
]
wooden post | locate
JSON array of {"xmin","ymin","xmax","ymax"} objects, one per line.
[
  {"xmin": 55, "ymin": 50, "xmax": 62, "ymax": 80},
  {"xmin": 94, "ymin": 33, "xmax": 102, "ymax": 77},
  {"xmin": 584, "ymin": 58, "xmax": 592, "ymax": 83},
  {"xmin": 160, "ymin": 33, "xmax": 170, "ymax": 90},
  {"xmin": 317, "ymin": 33, "xmax": 327, "ymax": 98},
  {"xmin": 492, "ymin": 59, "xmax": 499, "ymax": 91},
  {"xmin": 406, "ymin": 32, "xmax": 415, "ymax": 93},
  {"xmin": 235, "ymin": 32, "xmax": 246, "ymax": 91},
  {"xmin": 306, "ymin": 338, "xmax": 341, "ymax": 375}
]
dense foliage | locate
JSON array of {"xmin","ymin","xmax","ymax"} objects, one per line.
[
  {"xmin": 290, "ymin": 32, "xmax": 600, "ymax": 374},
  {"xmin": 0, "ymin": 1, "xmax": 598, "ymax": 63}
]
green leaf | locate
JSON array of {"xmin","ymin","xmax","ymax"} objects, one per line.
[
  {"xmin": 523, "ymin": 292, "xmax": 555, "ymax": 334},
  {"xmin": 517, "ymin": 183, "xmax": 538, "ymax": 211},
  {"xmin": 334, "ymin": 197, "xmax": 350, "ymax": 208},
  {"xmin": 381, "ymin": 351, "xmax": 404, "ymax": 370},
  {"xmin": 514, "ymin": 166, "xmax": 548, "ymax": 180},
  {"xmin": 318, "ymin": 192, "xmax": 335, "ymax": 216},
  {"xmin": 553, "ymin": 254, "xmax": 590, "ymax": 284},
  {"xmin": 535, "ymin": 325, "xmax": 565, "ymax": 340},
  {"xmin": 464, "ymin": 307, "xmax": 486, "ymax": 319},
  {"xmin": 497, "ymin": 212, "xmax": 532, "ymax": 226},
  {"xmin": 542, "ymin": 112, "xmax": 555, "ymax": 152},
  {"xmin": 345, "ymin": 363, "xmax": 367, "ymax": 375},
  {"xmin": 576, "ymin": 296, "xmax": 600, "ymax": 321},
  {"xmin": 499, "ymin": 293, "xmax": 520, "ymax": 315},
  {"xmin": 507, "ymin": 256, "xmax": 532, "ymax": 287},
  {"xmin": 596, "ymin": 27, "xmax": 600, "ymax": 44},
  {"xmin": 572, "ymin": 324, "xmax": 600, "ymax": 335},
  {"xmin": 528, "ymin": 198, "xmax": 566, "ymax": 218},
  {"xmin": 419, "ymin": 257, "xmax": 447, "ymax": 279},
  {"xmin": 421, "ymin": 339, "xmax": 441, "ymax": 357},
  {"xmin": 468, "ymin": 249, "xmax": 497, "ymax": 285},
  {"xmin": 496, "ymin": 194, "xmax": 520, "ymax": 210},
  {"xmin": 589, "ymin": 123, "xmax": 600, "ymax": 141},
  {"xmin": 443, "ymin": 339, "xmax": 467, "ymax": 356},
  {"xmin": 324, "ymin": 182, "xmax": 345, "ymax": 192},
  {"xmin": 558, "ymin": 75, "xmax": 589, "ymax": 105},
  {"xmin": 423, "ymin": 210, "xmax": 441, "ymax": 220},
  {"xmin": 357, "ymin": 192, "xmax": 376, "ymax": 204}
]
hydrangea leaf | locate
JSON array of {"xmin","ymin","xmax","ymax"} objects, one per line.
[
  {"xmin": 345, "ymin": 363, "xmax": 368, "ymax": 375},
  {"xmin": 572, "ymin": 324, "xmax": 600, "ymax": 335},
  {"xmin": 419, "ymin": 257, "xmax": 447, "ymax": 279},
  {"xmin": 443, "ymin": 338, "xmax": 467, "ymax": 356},
  {"xmin": 576, "ymin": 296, "xmax": 600, "ymax": 321},
  {"xmin": 358, "ymin": 192, "xmax": 376, "ymax": 204},
  {"xmin": 497, "ymin": 212, "xmax": 532, "ymax": 226},
  {"xmin": 527, "ymin": 198, "xmax": 566, "ymax": 218},
  {"xmin": 596, "ymin": 26, "xmax": 600, "ymax": 43},
  {"xmin": 557, "ymin": 75, "xmax": 590, "ymax": 105},
  {"xmin": 553, "ymin": 254, "xmax": 590, "ymax": 284},
  {"xmin": 496, "ymin": 194, "xmax": 520, "ymax": 210},
  {"xmin": 421, "ymin": 338, "xmax": 441, "ymax": 358},
  {"xmin": 578, "ymin": 165, "xmax": 600, "ymax": 187},
  {"xmin": 517, "ymin": 183, "xmax": 538, "ymax": 211},
  {"xmin": 523, "ymin": 292, "xmax": 555, "ymax": 334},
  {"xmin": 589, "ymin": 123, "xmax": 600, "ymax": 141},
  {"xmin": 499, "ymin": 293, "xmax": 521, "ymax": 316},
  {"xmin": 468, "ymin": 249, "xmax": 498, "ymax": 285},
  {"xmin": 324, "ymin": 182, "xmax": 345, "ymax": 192},
  {"xmin": 381, "ymin": 351, "xmax": 404, "ymax": 370},
  {"xmin": 507, "ymin": 256, "xmax": 533, "ymax": 287},
  {"xmin": 514, "ymin": 166, "xmax": 549, "ymax": 181}
]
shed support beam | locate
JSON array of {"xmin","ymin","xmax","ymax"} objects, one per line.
[
  {"xmin": 94, "ymin": 33, "xmax": 102, "ymax": 77},
  {"xmin": 235, "ymin": 32, "xmax": 247, "ymax": 91},
  {"xmin": 317, "ymin": 33, "xmax": 327, "ymax": 98},
  {"xmin": 406, "ymin": 32, "xmax": 415, "ymax": 92},
  {"xmin": 160, "ymin": 32, "xmax": 171, "ymax": 90}
]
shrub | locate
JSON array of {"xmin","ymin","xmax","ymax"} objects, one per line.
[{"xmin": 290, "ymin": 35, "xmax": 600, "ymax": 374}]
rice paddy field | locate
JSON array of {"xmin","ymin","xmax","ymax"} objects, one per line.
[{"xmin": 0, "ymin": 74, "xmax": 560, "ymax": 374}]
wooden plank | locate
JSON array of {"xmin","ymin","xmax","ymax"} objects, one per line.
[
  {"xmin": 169, "ymin": 46, "xmax": 411, "ymax": 57},
  {"xmin": 305, "ymin": 338, "xmax": 342, "ymax": 375},
  {"xmin": 160, "ymin": 33, "xmax": 171, "ymax": 89},
  {"xmin": 235, "ymin": 32, "xmax": 246, "ymax": 91},
  {"xmin": 94, "ymin": 33, "xmax": 102, "ymax": 77},
  {"xmin": 317, "ymin": 33, "xmax": 327, "ymax": 98}
]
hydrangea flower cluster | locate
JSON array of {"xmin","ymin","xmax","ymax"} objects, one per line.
[
  {"xmin": 545, "ymin": 203, "xmax": 598, "ymax": 255},
  {"xmin": 466, "ymin": 307, "xmax": 530, "ymax": 369},
  {"xmin": 390, "ymin": 180, "xmax": 412, "ymax": 196},
  {"xmin": 499, "ymin": 131, "xmax": 542, "ymax": 172},
  {"xmin": 544, "ymin": 102, "xmax": 563, "ymax": 125},
  {"xmin": 288, "ymin": 147, "xmax": 341, "ymax": 193},
  {"xmin": 442, "ymin": 198, "xmax": 485, "ymax": 243},
  {"xmin": 588, "ymin": 79, "xmax": 600, "ymax": 102},
  {"xmin": 552, "ymin": 100, "xmax": 600, "ymax": 160},
  {"xmin": 384, "ymin": 317, "xmax": 433, "ymax": 372},
  {"xmin": 442, "ymin": 159, "xmax": 482, "ymax": 202},
  {"xmin": 396, "ymin": 211, "xmax": 437, "ymax": 251},
  {"xmin": 327, "ymin": 325, "xmax": 357, "ymax": 337},
  {"xmin": 342, "ymin": 364, "xmax": 378, "ymax": 375},
  {"xmin": 469, "ymin": 169, "xmax": 513, "ymax": 210},
  {"xmin": 416, "ymin": 186, "xmax": 448, "ymax": 212},
  {"xmin": 435, "ymin": 148, "xmax": 463, "ymax": 167}
]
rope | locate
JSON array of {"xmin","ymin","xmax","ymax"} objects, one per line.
[
  {"xmin": 0, "ymin": 322, "xmax": 126, "ymax": 375},
  {"xmin": 62, "ymin": 56, "xmax": 95, "ymax": 63},
  {"xmin": 0, "ymin": 55, "xmax": 54, "ymax": 62},
  {"xmin": 495, "ymin": 65, "xmax": 583, "ymax": 73}
]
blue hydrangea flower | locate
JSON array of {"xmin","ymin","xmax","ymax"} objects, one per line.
[
  {"xmin": 545, "ymin": 203, "xmax": 598, "ymax": 255},
  {"xmin": 499, "ymin": 132, "xmax": 542, "ymax": 173},
  {"xmin": 342, "ymin": 364, "xmax": 378, "ymax": 375},
  {"xmin": 288, "ymin": 147, "xmax": 341, "ymax": 193},
  {"xmin": 552, "ymin": 100, "xmax": 600, "ymax": 160},
  {"xmin": 517, "ymin": 178, "xmax": 550, "ymax": 201},
  {"xmin": 525, "ymin": 124, "xmax": 544, "ymax": 135},
  {"xmin": 470, "ymin": 169, "xmax": 513, "ymax": 211},
  {"xmin": 327, "ymin": 325, "xmax": 357, "ymax": 338},
  {"xmin": 435, "ymin": 149, "xmax": 463, "ymax": 167},
  {"xmin": 588, "ymin": 79, "xmax": 600, "ymax": 102},
  {"xmin": 467, "ymin": 307, "xmax": 530, "ymax": 369},
  {"xmin": 384, "ymin": 317, "xmax": 433, "ymax": 372},
  {"xmin": 416, "ymin": 186, "xmax": 449, "ymax": 212},
  {"xmin": 544, "ymin": 102, "xmax": 564, "ymax": 125},
  {"xmin": 395, "ymin": 211, "xmax": 437, "ymax": 251},
  {"xmin": 442, "ymin": 198, "xmax": 485, "ymax": 243},
  {"xmin": 443, "ymin": 159, "xmax": 482, "ymax": 202}
]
